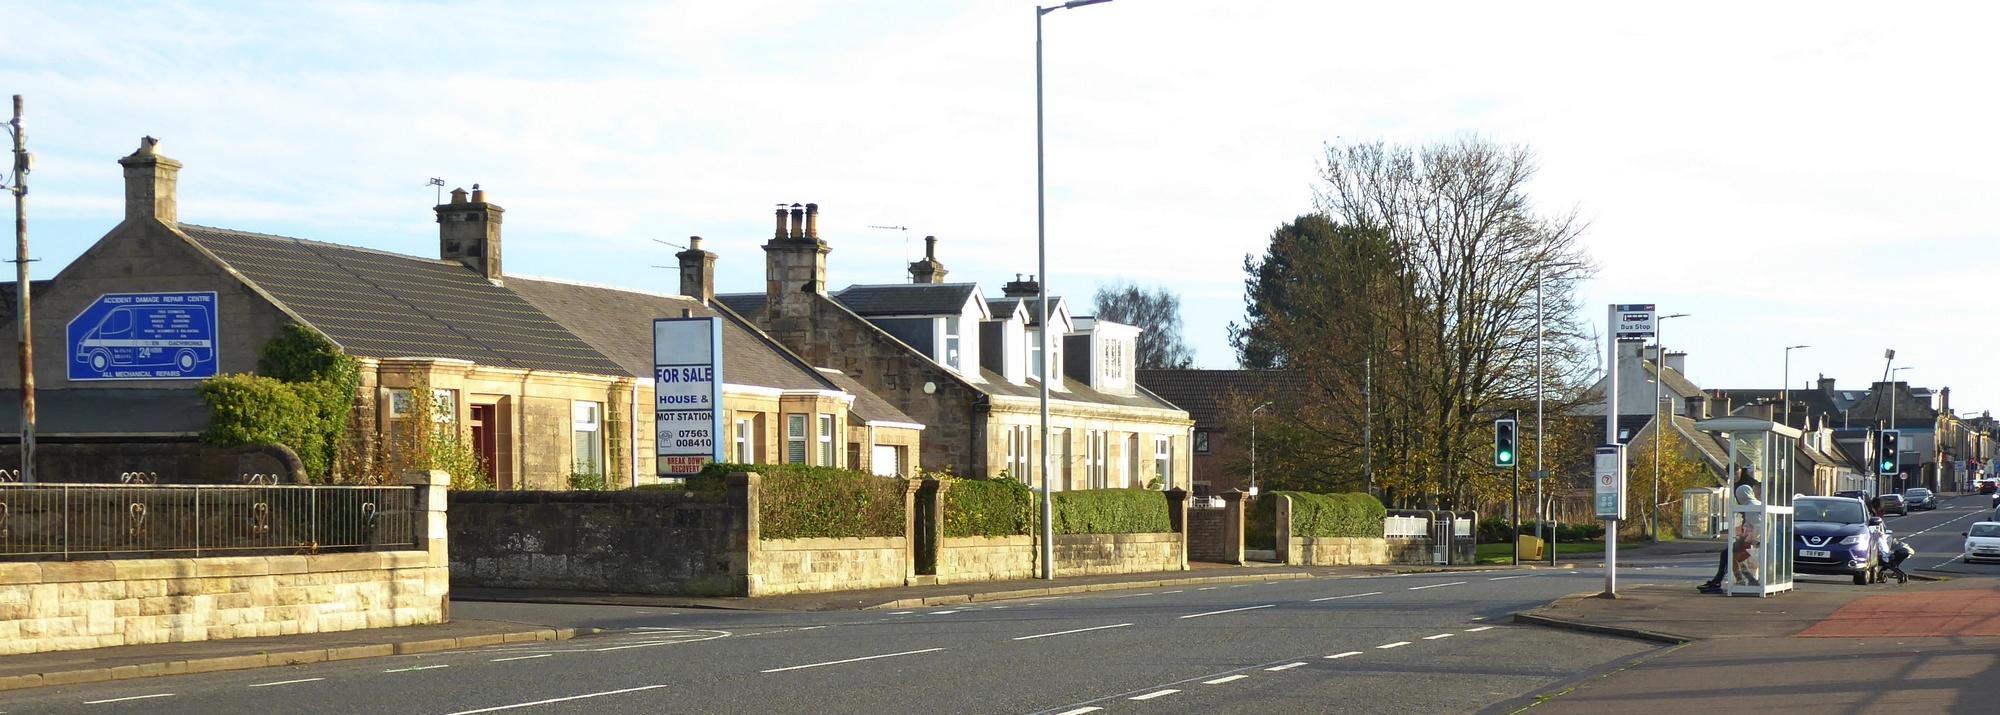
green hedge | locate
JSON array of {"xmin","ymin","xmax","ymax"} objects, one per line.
[
  {"xmin": 695, "ymin": 463, "xmax": 906, "ymax": 539},
  {"xmin": 1280, "ymin": 491, "xmax": 1385, "ymax": 538},
  {"xmin": 942, "ymin": 478, "xmax": 1034, "ymax": 538},
  {"xmin": 200, "ymin": 325, "xmax": 360, "ymax": 482},
  {"xmin": 201, "ymin": 374, "xmax": 315, "ymax": 462},
  {"xmin": 1051, "ymin": 488, "xmax": 1170, "ymax": 535}
]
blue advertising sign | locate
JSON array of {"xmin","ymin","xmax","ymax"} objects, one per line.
[
  {"xmin": 653, "ymin": 317, "xmax": 725, "ymax": 476},
  {"xmin": 66, "ymin": 292, "xmax": 219, "ymax": 381}
]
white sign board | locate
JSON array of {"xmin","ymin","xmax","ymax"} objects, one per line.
[
  {"xmin": 1594, "ymin": 444, "xmax": 1626, "ymax": 520},
  {"xmin": 654, "ymin": 317, "xmax": 724, "ymax": 476},
  {"xmin": 1612, "ymin": 303, "xmax": 1656, "ymax": 340}
]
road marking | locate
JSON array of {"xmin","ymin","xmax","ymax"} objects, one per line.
[
  {"xmin": 796, "ymin": 626, "xmax": 827, "ymax": 631},
  {"xmin": 928, "ymin": 610, "xmax": 962, "ymax": 615},
  {"xmin": 1325, "ymin": 651, "xmax": 1363, "ymax": 659},
  {"xmin": 491, "ymin": 654, "xmax": 553, "ymax": 662},
  {"xmin": 760, "ymin": 647, "xmax": 947, "ymax": 673},
  {"xmin": 1014, "ymin": 623, "xmax": 1134, "ymax": 641},
  {"xmin": 249, "ymin": 677, "xmax": 325, "ymax": 687},
  {"xmin": 1408, "ymin": 581, "xmax": 1467, "ymax": 590},
  {"xmin": 1204, "ymin": 674, "xmax": 1250, "ymax": 684},
  {"xmin": 991, "ymin": 606, "xmax": 1010, "ymax": 609},
  {"xmin": 1179, "ymin": 604, "xmax": 1276, "ymax": 619},
  {"xmin": 1471, "ymin": 616, "xmax": 1487, "ymax": 621},
  {"xmin": 888, "ymin": 611, "xmax": 913, "ymax": 615},
  {"xmin": 1054, "ymin": 708, "xmax": 1103, "ymax": 715},
  {"xmin": 1162, "ymin": 590, "xmax": 1184, "ymax": 594},
  {"xmin": 1130, "ymin": 689, "xmax": 1180, "ymax": 701},
  {"xmin": 1265, "ymin": 662, "xmax": 1307, "ymax": 671},
  {"xmin": 1466, "ymin": 626, "xmax": 1494, "ymax": 632},
  {"xmin": 385, "ymin": 664, "xmax": 450, "ymax": 673},
  {"xmin": 443, "ymin": 685, "xmax": 671, "ymax": 715},
  {"xmin": 84, "ymin": 694, "xmax": 173, "ymax": 704},
  {"xmin": 1377, "ymin": 641, "xmax": 1411, "ymax": 649},
  {"xmin": 1423, "ymin": 633, "xmax": 1455, "ymax": 640},
  {"xmin": 1198, "ymin": 586, "xmax": 1219, "ymax": 591},
  {"xmin": 1310, "ymin": 591, "xmax": 1382, "ymax": 602},
  {"xmin": 1488, "ymin": 575, "xmax": 1531, "ymax": 581}
]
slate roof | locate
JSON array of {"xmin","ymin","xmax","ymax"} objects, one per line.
[
  {"xmin": 507, "ymin": 277, "xmax": 827, "ymax": 391},
  {"xmin": 816, "ymin": 368, "xmax": 920, "ymax": 427},
  {"xmin": 1642, "ymin": 361, "xmax": 1703, "ymax": 399},
  {"xmin": 182, "ymin": 225, "xmax": 624, "ymax": 375},
  {"xmin": 1842, "ymin": 382, "xmax": 1938, "ymax": 428},
  {"xmin": 832, "ymin": 283, "xmax": 980, "ymax": 317},
  {"xmin": 984, "ymin": 368, "xmax": 1184, "ymax": 412},
  {"xmin": 1709, "ymin": 387, "xmax": 1847, "ymax": 429},
  {"xmin": 1135, "ymin": 369, "xmax": 1307, "ymax": 427},
  {"xmin": 0, "ymin": 389, "xmax": 208, "ymax": 436},
  {"xmin": 715, "ymin": 292, "xmax": 766, "ymax": 317}
]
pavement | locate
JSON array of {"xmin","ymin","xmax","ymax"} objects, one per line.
[{"xmin": 1512, "ymin": 492, "xmax": 2000, "ymax": 715}]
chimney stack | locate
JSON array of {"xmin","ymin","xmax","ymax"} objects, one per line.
[
  {"xmin": 907, "ymin": 235, "xmax": 948, "ymax": 284},
  {"xmin": 118, "ymin": 136, "xmax": 182, "ymax": 226},
  {"xmin": 762, "ymin": 200, "xmax": 832, "ymax": 317},
  {"xmin": 1002, "ymin": 274, "xmax": 1040, "ymax": 298},
  {"xmin": 677, "ymin": 236, "xmax": 717, "ymax": 304},
  {"xmin": 436, "ymin": 183, "xmax": 505, "ymax": 283}
]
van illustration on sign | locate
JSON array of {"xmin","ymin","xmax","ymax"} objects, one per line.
[{"xmin": 66, "ymin": 292, "xmax": 219, "ymax": 381}]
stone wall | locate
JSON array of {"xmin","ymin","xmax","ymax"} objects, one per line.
[
  {"xmin": 448, "ymin": 490, "xmax": 745, "ymax": 596},
  {"xmin": 936, "ymin": 535, "xmax": 1034, "ymax": 584},
  {"xmin": 1285, "ymin": 537, "xmax": 1391, "ymax": 566},
  {"xmin": 750, "ymin": 537, "xmax": 908, "ymax": 596},
  {"xmin": 1053, "ymin": 532, "xmax": 1186, "ymax": 577},
  {"xmin": 0, "ymin": 471, "xmax": 449, "ymax": 657}
]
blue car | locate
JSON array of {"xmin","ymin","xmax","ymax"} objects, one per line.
[{"xmin": 1794, "ymin": 496, "xmax": 1883, "ymax": 585}]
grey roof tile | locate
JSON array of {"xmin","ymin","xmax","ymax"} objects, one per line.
[
  {"xmin": 833, "ymin": 283, "xmax": 980, "ymax": 316},
  {"xmin": 508, "ymin": 277, "xmax": 831, "ymax": 391}
]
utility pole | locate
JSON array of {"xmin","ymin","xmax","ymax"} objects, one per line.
[
  {"xmin": 7, "ymin": 95, "xmax": 33, "ymax": 483},
  {"xmin": 1364, "ymin": 355, "xmax": 1373, "ymax": 495}
]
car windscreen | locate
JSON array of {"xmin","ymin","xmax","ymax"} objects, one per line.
[
  {"xmin": 1908, "ymin": 489, "xmax": 1930, "ymax": 496},
  {"xmin": 1971, "ymin": 524, "xmax": 2000, "ymax": 538},
  {"xmin": 1796, "ymin": 499, "xmax": 1865, "ymax": 524}
]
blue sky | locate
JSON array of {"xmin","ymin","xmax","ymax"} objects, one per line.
[{"xmin": 6, "ymin": 1, "xmax": 1999, "ymax": 413}]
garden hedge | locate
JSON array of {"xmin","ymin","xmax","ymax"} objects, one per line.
[
  {"xmin": 942, "ymin": 478, "xmax": 1033, "ymax": 538},
  {"xmin": 1050, "ymin": 488, "xmax": 1171, "ymax": 535},
  {"xmin": 1279, "ymin": 491, "xmax": 1386, "ymax": 539},
  {"xmin": 691, "ymin": 463, "xmax": 906, "ymax": 539}
]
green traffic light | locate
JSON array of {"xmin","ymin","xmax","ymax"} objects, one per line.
[{"xmin": 1499, "ymin": 450, "xmax": 1513, "ymax": 464}]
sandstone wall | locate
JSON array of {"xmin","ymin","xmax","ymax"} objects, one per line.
[
  {"xmin": 1284, "ymin": 536, "xmax": 1391, "ymax": 566},
  {"xmin": 749, "ymin": 537, "xmax": 907, "ymax": 596},
  {"xmin": 1053, "ymin": 532, "xmax": 1186, "ymax": 577},
  {"xmin": 936, "ymin": 535, "xmax": 1034, "ymax": 584},
  {"xmin": 448, "ymin": 490, "xmax": 745, "ymax": 596}
]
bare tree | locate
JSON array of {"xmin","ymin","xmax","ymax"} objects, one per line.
[{"xmin": 1093, "ymin": 282, "xmax": 1195, "ymax": 369}]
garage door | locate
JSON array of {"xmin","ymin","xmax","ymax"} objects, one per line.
[{"xmin": 872, "ymin": 445, "xmax": 900, "ymax": 477}]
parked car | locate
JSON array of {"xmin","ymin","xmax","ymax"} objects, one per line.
[
  {"xmin": 1878, "ymin": 493, "xmax": 1908, "ymax": 516},
  {"xmin": 1979, "ymin": 479, "xmax": 1998, "ymax": 495},
  {"xmin": 1794, "ymin": 496, "xmax": 1883, "ymax": 585},
  {"xmin": 1905, "ymin": 488, "xmax": 1937, "ymax": 511},
  {"xmin": 1965, "ymin": 522, "xmax": 2000, "ymax": 563}
]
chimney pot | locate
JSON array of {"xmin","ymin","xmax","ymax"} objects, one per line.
[
  {"xmin": 450, "ymin": 188, "xmax": 469, "ymax": 205},
  {"xmin": 908, "ymin": 235, "xmax": 948, "ymax": 284},
  {"xmin": 470, "ymin": 184, "xmax": 486, "ymax": 203},
  {"xmin": 805, "ymin": 203, "xmax": 819, "ymax": 239},
  {"xmin": 677, "ymin": 236, "xmax": 716, "ymax": 303},
  {"xmin": 789, "ymin": 204, "xmax": 805, "ymax": 240},
  {"xmin": 774, "ymin": 204, "xmax": 789, "ymax": 239}
]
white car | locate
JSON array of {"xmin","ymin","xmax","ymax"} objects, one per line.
[{"xmin": 1964, "ymin": 522, "xmax": 2000, "ymax": 563}]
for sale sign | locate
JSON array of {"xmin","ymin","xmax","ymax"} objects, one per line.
[{"xmin": 653, "ymin": 317, "xmax": 724, "ymax": 475}]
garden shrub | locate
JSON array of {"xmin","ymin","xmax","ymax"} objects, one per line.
[
  {"xmin": 1279, "ymin": 491, "xmax": 1385, "ymax": 538},
  {"xmin": 567, "ymin": 471, "xmax": 607, "ymax": 491},
  {"xmin": 941, "ymin": 477, "xmax": 1033, "ymax": 538},
  {"xmin": 695, "ymin": 462, "xmax": 905, "ymax": 539},
  {"xmin": 1050, "ymin": 488, "xmax": 1170, "ymax": 535},
  {"xmin": 201, "ymin": 324, "xmax": 359, "ymax": 482}
]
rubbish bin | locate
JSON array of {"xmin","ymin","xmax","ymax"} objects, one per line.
[{"xmin": 1516, "ymin": 535, "xmax": 1545, "ymax": 561}]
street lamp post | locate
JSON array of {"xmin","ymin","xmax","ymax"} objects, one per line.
[
  {"xmin": 1650, "ymin": 313, "xmax": 1688, "ymax": 543},
  {"xmin": 1035, "ymin": 0, "xmax": 1112, "ymax": 580},
  {"xmin": 1251, "ymin": 401, "xmax": 1272, "ymax": 496},
  {"xmin": 1781, "ymin": 344, "xmax": 1810, "ymax": 427},
  {"xmin": 1534, "ymin": 260, "xmax": 1579, "ymax": 563}
]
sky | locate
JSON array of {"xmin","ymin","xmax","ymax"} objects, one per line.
[{"xmin": 4, "ymin": 1, "xmax": 1998, "ymax": 413}]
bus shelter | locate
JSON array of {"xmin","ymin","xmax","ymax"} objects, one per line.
[
  {"xmin": 1696, "ymin": 417, "xmax": 1799, "ymax": 597},
  {"xmin": 1679, "ymin": 487, "xmax": 1724, "ymax": 539}
]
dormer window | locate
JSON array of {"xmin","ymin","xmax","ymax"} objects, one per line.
[
  {"xmin": 1029, "ymin": 329, "xmax": 1043, "ymax": 380},
  {"xmin": 1102, "ymin": 339, "xmax": 1126, "ymax": 386},
  {"xmin": 944, "ymin": 316, "xmax": 962, "ymax": 371}
]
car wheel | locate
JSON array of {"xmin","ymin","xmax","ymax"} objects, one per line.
[{"xmin": 1854, "ymin": 569, "xmax": 1870, "ymax": 585}]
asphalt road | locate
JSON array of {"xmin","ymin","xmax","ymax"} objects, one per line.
[
  {"xmin": 1, "ymin": 568, "xmax": 1678, "ymax": 715},
  {"xmin": 1888, "ymin": 492, "xmax": 2000, "ymax": 575}
]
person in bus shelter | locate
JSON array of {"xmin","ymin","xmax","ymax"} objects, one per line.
[{"xmin": 1698, "ymin": 469, "xmax": 1762, "ymax": 593}]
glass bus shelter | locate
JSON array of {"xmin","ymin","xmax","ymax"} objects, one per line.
[{"xmin": 1696, "ymin": 417, "xmax": 1800, "ymax": 598}]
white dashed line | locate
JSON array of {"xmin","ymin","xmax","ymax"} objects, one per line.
[
  {"xmin": 887, "ymin": 611, "xmax": 913, "ymax": 615},
  {"xmin": 1325, "ymin": 651, "xmax": 1364, "ymax": 659},
  {"xmin": 1466, "ymin": 626, "xmax": 1495, "ymax": 632},
  {"xmin": 1423, "ymin": 633, "xmax": 1455, "ymax": 640},
  {"xmin": 1204, "ymin": 675, "xmax": 1250, "ymax": 684},
  {"xmin": 1378, "ymin": 641, "xmax": 1411, "ymax": 649},
  {"xmin": 385, "ymin": 664, "xmax": 450, "ymax": 673},
  {"xmin": 1198, "ymin": 586, "xmax": 1219, "ymax": 591},
  {"xmin": 442, "ymin": 685, "xmax": 671, "ymax": 715},
  {"xmin": 85, "ymin": 694, "xmax": 173, "ymax": 704},
  {"xmin": 1408, "ymin": 581, "xmax": 1467, "ymax": 590},
  {"xmin": 1162, "ymin": 590, "xmax": 1184, "ymax": 594},
  {"xmin": 760, "ymin": 647, "xmax": 947, "ymax": 673},
  {"xmin": 248, "ymin": 678, "xmax": 324, "ymax": 687},
  {"xmin": 1488, "ymin": 575, "xmax": 1531, "ymax": 581},
  {"xmin": 1014, "ymin": 623, "xmax": 1134, "ymax": 641},
  {"xmin": 491, "ymin": 654, "xmax": 553, "ymax": 662},
  {"xmin": 928, "ymin": 610, "xmax": 962, "ymax": 615},
  {"xmin": 1130, "ymin": 689, "xmax": 1180, "ymax": 701},
  {"xmin": 1054, "ymin": 708, "xmax": 1103, "ymax": 715},
  {"xmin": 1265, "ymin": 662, "xmax": 1306, "ymax": 671},
  {"xmin": 1179, "ymin": 604, "xmax": 1276, "ymax": 619},
  {"xmin": 1310, "ymin": 591, "xmax": 1382, "ymax": 602}
]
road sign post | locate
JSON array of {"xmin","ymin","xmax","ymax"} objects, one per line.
[{"xmin": 1602, "ymin": 303, "xmax": 1653, "ymax": 598}]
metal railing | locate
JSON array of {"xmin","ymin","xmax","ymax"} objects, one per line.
[{"xmin": 0, "ymin": 483, "xmax": 419, "ymax": 561}]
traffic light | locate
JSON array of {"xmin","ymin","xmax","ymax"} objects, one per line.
[
  {"xmin": 1494, "ymin": 418, "xmax": 1518, "ymax": 468},
  {"xmin": 1877, "ymin": 429, "xmax": 1901, "ymax": 476}
]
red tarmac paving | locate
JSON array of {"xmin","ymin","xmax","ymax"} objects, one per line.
[{"xmin": 1799, "ymin": 587, "xmax": 2000, "ymax": 638}]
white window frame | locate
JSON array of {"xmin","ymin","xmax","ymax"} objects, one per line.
[
  {"xmin": 1087, "ymin": 430, "xmax": 1108, "ymax": 489},
  {"xmin": 388, "ymin": 389, "xmax": 415, "ymax": 419},
  {"xmin": 943, "ymin": 316, "xmax": 962, "ymax": 371},
  {"xmin": 572, "ymin": 401, "xmax": 604, "ymax": 477},
  {"xmin": 1194, "ymin": 430, "xmax": 1210, "ymax": 454},
  {"xmin": 786, "ymin": 414, "xmax": 808, "ymax": 464},
  {"xmin": 432, "ymin": 388, "xmax": 458, "ymax": 424},
  {"xmin": 1028, "ymin": 329, "xmax": 1043, "ymax": 380},
  {"xmin": 734, "ymin": 417, "xmax": 753, "ymax": 464},
  {"xmin": 1154, "ymin": 435, "xmax": 1171, "ymax": 486},
  {"xmin": 818, "ymin": 414, "xmax": 836, "ymax": 467},
  {"xmin": 1102, "ymin": 340, "xmax": 1125, "ymax": 385}
]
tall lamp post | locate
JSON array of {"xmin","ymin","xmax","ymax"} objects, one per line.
[
  {"xmin": 1250, "ymin": 401, "xmax": 1272, "ymax": 497},
  {"xmin": 1650, "ymin": 313, "xmax": 1688, "ymax": 542},
  {"xmin": 1036, "ymin": 0, "xmax": 1112, "ymax": 580},
  {"xmin": 1781, "ymin": 344, "xmax": 1810, "ymax": 427},
  {"xmin": 1534, "ymin": 260, "xmax": 1580, "ymax": 561}
]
